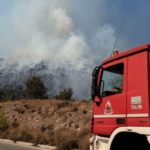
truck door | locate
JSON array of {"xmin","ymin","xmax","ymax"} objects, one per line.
[
  {"xmin": 127, "ymin": 51, "xmax": 149, "ymax": 127},
  {"xmin": 93, "ymin": 58, "xmax": 127, "ymax": 136}
]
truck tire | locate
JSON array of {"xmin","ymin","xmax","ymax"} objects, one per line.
[{"xmin": 111, "ymin": 132, "xmax": 150, "ymax": 150}]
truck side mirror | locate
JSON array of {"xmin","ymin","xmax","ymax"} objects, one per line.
[{"xmin": 91, "ymin": 66, "xmax": 100, "ymax": 100}]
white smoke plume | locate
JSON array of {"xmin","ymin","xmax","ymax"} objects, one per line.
[{"xmin": 0, "ymin": 0, "xmax": 127, "ymax": 100}]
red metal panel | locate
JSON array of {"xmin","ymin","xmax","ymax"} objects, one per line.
[
  {"xmin": 127, "ymin": 51, "xmax": 149, "ymax": 126},
  {"xmin": 149, "ymin": 51, "xmax": 150, "ymax": 126},
  {"xmin": 93, "ymin": 58, "xmax": 127, "ymax": 135},
  {"xmin": 103, "ymin": 44, "xmax": 150, "ymax": 65}
]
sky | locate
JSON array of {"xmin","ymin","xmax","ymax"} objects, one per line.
[
  {"xmin": 0, "ymin": 0, "xmax": 150, "ymax": 99},
  {"xmin": 1, "ymin": 0, "xmax": 150, "ymax": 59}
]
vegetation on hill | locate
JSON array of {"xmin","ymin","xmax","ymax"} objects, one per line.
[
  {"xmin": 0, "ymin": 75, "xmax": 76, "ymax": 101},
  {"xmin": 25, "ymin": 76, "xmax": 47, "ymax": 99},
  {"xmin": 0, "ymin": 99, "xmax": 93, "ymax": 150},
  {"xmin": 53, "ymin": 88, "xmax": 74, "ymax": 101}
]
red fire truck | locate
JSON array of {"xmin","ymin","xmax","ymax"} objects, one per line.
[{"xmin": 90, "ymin": 44, "xmax": 150, "ymax": 150}]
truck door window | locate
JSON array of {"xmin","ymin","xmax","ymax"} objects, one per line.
[{"xmin": 100, "ymin": 63, "xmax": 124, "ymax": 97}]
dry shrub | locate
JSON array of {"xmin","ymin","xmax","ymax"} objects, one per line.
[
  {"xmin": 1, "ymin": 131, "xmax": 9, "ymax": 139},
  {"xmin": 9, "ymin": 128, "xmax": 21, "ymax": 142},
  {"xmin": 32, "ymin": 129, "xmax": 49, "ymax": 145},
  {"xmin": 47, "ymin": 124, "xmax": 54, "ymax": 130},
  {"xmin": 68, "ymin": 119, "xmax": 73, "ymax": 127},
  {"xmin": 57, "ymin": 101, "xmax": 72, "ymax": 109},
  {"xmin": 83, "ymin": 115, "xmax": 91, "ymax": 124},
  {"xmin": 49, "ymin": 106, "xmax": 57, "ymax": 117},
  {"xmin": 71, "ymin": 106, "xmax": 78, "ymax": 112},
  {"xmin": 38, "ymin": 107, "xmax": 41, "ymax": 111},
  {"xmin": 31, "ymin": 109, "xmax": 35, "ymax": 113},
  {"xmin": 31, "ymin": 114, "xmax": 35, "ymax": 118},
  {"xmin": 38, "ymin": 111, "xmax": 42, "ymax": 114},
  {"xmin": 77, "ymin": 126, "xmax": 91, "ymax": 139},
  {"xmin": 54, "ymin": 127, "xmax": 79, "ymax": 150},
  {"xmin": 68, "ymin": 113, "xmax": 72, "ymax": 116},
  {"xmin": 82, "ymin": 109, "xmax": 87, "ymax": 114},
  {"xmin": 78, "ymin": 134, "xmax": 93, "ymax": 150},
  {"xmin": 77, "ymin": 99, "xmax": 93, "ymax": 108},
  {"xmin": 24, "ymin": 103, "xmax": 30, "ymax": 109},
  {"xmin": 59, "ymin": 139, "xmax": 79, "ymax": 150},
  {"xmin": 41, "ymin": 108, "xmax": 49, "ymax": 120},
  {"xmin": 21, "ymin": 130, "xmax": 33, "ymax": 142},
  {"xmin": 9, "ymin": 123, "xmax": 33, "ymax": 142},
  {"xmin": 62, "ymin": 115, "xmax": 68, "ymax": 122},
  {"xmin": 40, "ymin": 125, "xmax": 46, "ymax": 132},
  {"xmin": 14, "ymin": 108, "xmax": 25, "ymax": 114},
  {"xmin": 40, "ymin": 123, "xmax": 54, "ymax": 132},
  {"xmin": 38, "ymin": 107, "xmax": 42, "ymax": 114},
  {"xmin": 37, "ymin": 135, "xmax": 49, "ymax": 145},
  {"xmin": 75, "ymin": 124, "xmax": 79, "ymax": 129},
  {"xmin": 48, "ymin": 130, "xmax": 55, "ymax": 146},
  {"xmin": 57, "ymin": 107, "xmax": 71, "ymax": 116},
  {"xmin": 12, "ymin": 121, "xmax": 19, "ymax": 128}
]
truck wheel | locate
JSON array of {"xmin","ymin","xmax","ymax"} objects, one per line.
[{"xmin": 111, "ymin": 132, "xmax": 150, "ymax": 150}]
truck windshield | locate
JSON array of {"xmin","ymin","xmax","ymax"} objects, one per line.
[{"xmin": 100, "ymin": 63, "xmax": 124, "ymax": 97}]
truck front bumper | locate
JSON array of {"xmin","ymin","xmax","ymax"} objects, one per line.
[{"xmin": 90, "ymin": 135, "xmax": 109, "ymax": 150}]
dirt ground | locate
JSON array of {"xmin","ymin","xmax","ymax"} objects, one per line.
[{"xmin": 0, "ymin": 98, "xmax": 93, "ymax": 135}]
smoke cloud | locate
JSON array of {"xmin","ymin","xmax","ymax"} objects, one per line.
[{"xmin": 0, "ymin": 0, "xmax": 128, "ymax": 100}]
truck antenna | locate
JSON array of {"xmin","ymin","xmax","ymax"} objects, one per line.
[{"xmin": 110, "ymin": 38, "xmax": 118, "ymax": 57}]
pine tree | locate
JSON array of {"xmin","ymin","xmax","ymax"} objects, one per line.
[{"xmin": 25, "ymin": 76, "xmax": 47, "ymax": 99}]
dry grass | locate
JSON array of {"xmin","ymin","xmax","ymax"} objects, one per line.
[
  {"xmin": 57, "ymin": 107, "xmax": 72, "ymax": 116},
  {"xmin": 54, "ymin": 127, "xmax": 79, "ymax": 150},
  {"xmin": 83, "ymin": 114, "xmax": 91, "ymax": 124},
  {"xmin": 68, "ymin": 119, "xmax": 73, "ymax": 127},
  {"xmin": 40, "ymin": 123, "xmax": 54, "ymax": 132},
  {"xmin": 62, "ymin": 114, "xmax": 68, "ymax": 122},
  {"xmin": 0, "ymin": 99, "xmax": 93, "ymax": 149},
  {"xmin": 75, "ymin": 124, "xmax": 79, "ymax": 129},
  {"xmin": 78, "ymin": 134, "xmax": 93, "ymax": 150}
]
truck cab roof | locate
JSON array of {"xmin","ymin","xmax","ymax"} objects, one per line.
[{"xmin": 102, "ymin": 44, "xmax": 150, "ymax": 65}]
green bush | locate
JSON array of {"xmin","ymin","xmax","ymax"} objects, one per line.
[
  {"xmin": 25, "ymin": 76, "xmax": 47, "ymax": 99},
  {"xmin": 53, "ymin": 88, "xmax": 73, "ymax": 100},
  {"xmin": 0, "ymin": 107, "xmax": 9, "ymax": 132}
]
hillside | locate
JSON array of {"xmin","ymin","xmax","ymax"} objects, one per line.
[{"xmin": 0, "ymin": 99, "xmax": 94, "ymax": 150}]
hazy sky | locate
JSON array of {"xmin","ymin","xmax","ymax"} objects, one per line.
[
  {"xmin": 1, "ymin": 0, "xmax": 149, "ymax": 59},
  {"xmin": 1, "ymin": 0, "xmax": 149, "ymax": 60},
  {"xmin": 0, "ymin": 0, "xmax": 150, "ymax": 99}
]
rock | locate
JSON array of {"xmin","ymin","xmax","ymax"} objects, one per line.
[
  {"xmin": 61, "ymin": 123, "xmax": 67, "ymax": 127},
  {"xmin": 76, "ymin": 128, "xmax": 81, "ymax": 131}
]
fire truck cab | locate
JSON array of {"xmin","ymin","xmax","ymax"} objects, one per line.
[{"xmin": 90, "ymin": 44, "xmax": 150, "ymax": 150}]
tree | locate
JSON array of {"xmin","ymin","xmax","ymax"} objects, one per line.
[
  {"xmin": 25, "ymin": 76, "xmax": 47, "ymax": 99},
  {"xmin": 53, "ymin": 88, "xmax": 73, "ymax": 100},
  {"xmin": 6, "ymin": 89, "xmax": 19, "ymax": 101}
]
